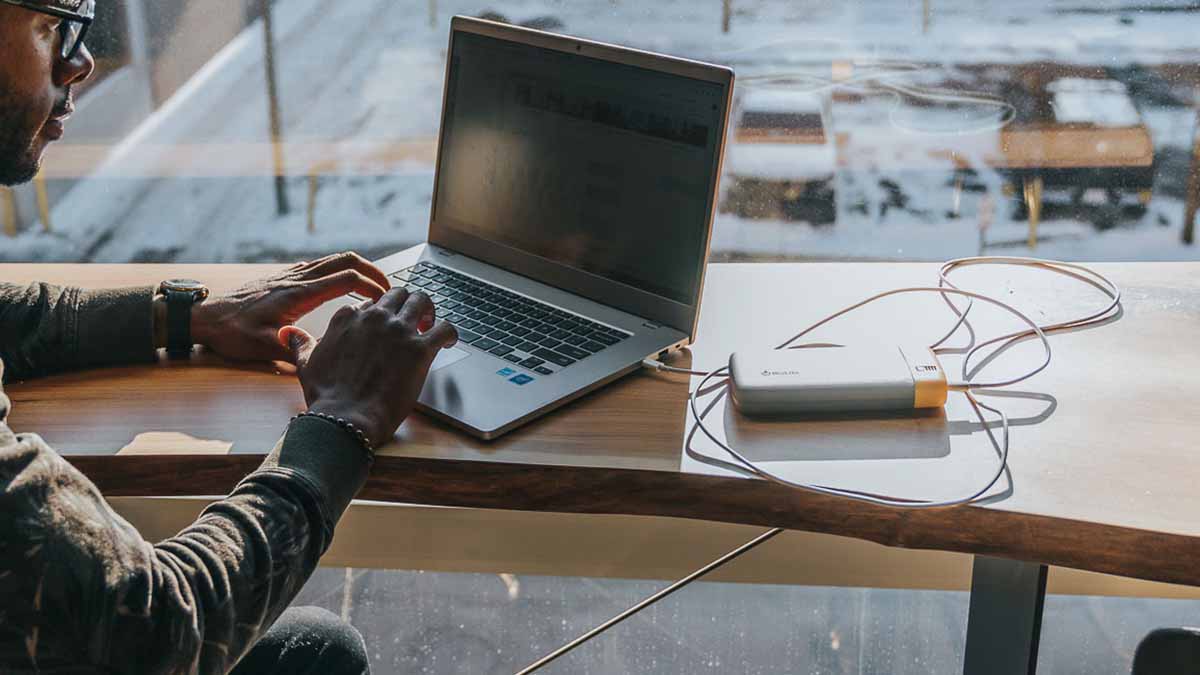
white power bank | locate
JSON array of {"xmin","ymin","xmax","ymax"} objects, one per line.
[{"xmin": 728, "ymin": 345, "xmax": 948, "ymax": 415}]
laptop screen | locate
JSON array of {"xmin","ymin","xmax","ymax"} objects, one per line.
[{"xmin": 432, "ymin": 29, "xmax": 727, "ymax": 306}]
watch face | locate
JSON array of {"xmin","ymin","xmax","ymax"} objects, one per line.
[{"xmin": 161, "ymin": 279, "xmax": 210, "ymax": 300}]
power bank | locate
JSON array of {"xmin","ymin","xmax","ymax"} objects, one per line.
[{"xmin": 728, "ymin": 345, "xmax": 948, "ymax": 415}]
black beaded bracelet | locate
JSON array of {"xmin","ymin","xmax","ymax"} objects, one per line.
[{"xmin": 291, "ymin": 411, "xmax": 376, "ymax": 460}]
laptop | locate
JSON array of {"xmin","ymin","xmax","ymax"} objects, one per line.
[{"xmin": 298, "ymin": 16, "xmax": 734, "ymax": 439}]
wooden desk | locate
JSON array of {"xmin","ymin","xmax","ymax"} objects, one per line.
[{"xmin": 4, "ymin": 261, "xmax": 1198, "ymax": 675}]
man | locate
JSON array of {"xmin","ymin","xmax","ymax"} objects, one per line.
[{"xmin": 1, "ymin": 1, "xmax": 456, "ymax": 673}]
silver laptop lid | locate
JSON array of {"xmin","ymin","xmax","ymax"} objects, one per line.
[{"xmin": 429, "ymin": 16, "xmax": 734, "ymax": 340}]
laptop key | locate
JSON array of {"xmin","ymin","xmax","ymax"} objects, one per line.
[
  {"xmin": 538, "ymin": 336, "xmax": 562, "ymax": 348},
  {"xmin": 520, "ymin": 318, "xmax": 542, "ymax": 329},
  {"xmin": 509, "ymin": 326, "xmax": 531, "ymax": 337},
  {"xmin": 581, "ymin": 341, "xmax": 608, "ymax": 353},
  {"xmin": 459, "ymin": 319, "xmax": 480, "ymax": 331},
  {"xmin": 485, "ymin": 328, "xmax": 507, "ymax": 339},
  {"xmin": 518, "ymin": 340, "xmax": 541, "ymax": 353},
  {"xmin": 555, "ymin": 344, "xmax": 591, "ymax": 360},
  {"xmin": 501, "ymin": 334, "xmax": 523, "ymax": 347},
  {"xmin": 457, "ymin": 329, "xmax": 483, "ymax": 344},
  {"xmin": 496, "ymin": 321, "xmax": 518, "ymax": 332},
  {"xmin": 520, "ymin": 357, "xmax": 545, "ymax": 369},
  {"xmin": 563, "ymin": 335, "xmax": 586, "ymax": 346},
  {"xmin": 473, "ymin": 337, "xmax": 498, "ymax": 351},
  {"xmin": 588, "ymin": 332, "xmax": 619, "ymax": 346},
  {"xmin": 534, "ymin": 366, "xmax": 555, "ymax": 376},
  {"xmin": 490, "ymin": 344, "xmax": 515, "ymax": 357},
  {"xmin": 533, "ymin": 348, "xmax": 575, "ymax": 367},
  {"xmin": 467, "ymin": 309, "xmax": 488, "ymax": 320},
  {"xmin": 503, "ymin": 354, "xmax": 523, "ymax": 364},
  {"xmin": 551, "ymin": 329, "xmax": 572, "ymax": 340}
]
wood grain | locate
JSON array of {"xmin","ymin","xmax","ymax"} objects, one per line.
[{"xmin": 5, "ymin": 262, "xmax": 1200, "ymax": 587}]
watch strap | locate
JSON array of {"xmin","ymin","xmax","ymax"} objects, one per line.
[{"xmin": 165, "ymin": 288, "xmax": 195, "ymax": 357}]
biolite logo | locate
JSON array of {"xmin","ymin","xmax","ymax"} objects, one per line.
[{"xmin": 761, "ymin": 369, "xmax": 802, "ymax": 377}]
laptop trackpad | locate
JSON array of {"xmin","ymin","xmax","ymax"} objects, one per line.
[{"xmin": 430, "ymin": 346, "xmax": 470, "ymax": 372}]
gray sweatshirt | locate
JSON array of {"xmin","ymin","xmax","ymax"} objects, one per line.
[{"xmin": 0, "ymin": 281, "xmax": 371, "ymax": 674}]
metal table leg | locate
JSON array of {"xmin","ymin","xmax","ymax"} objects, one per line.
[{"xmin": 963, "ymin": 556, "xmax": 1048, "ymax": 675}]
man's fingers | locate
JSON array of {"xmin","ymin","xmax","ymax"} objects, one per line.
[
  {"xmin": 278, "ymin": 325, "xmax": 317, "ymax": 367},
  {"xmin": 298, "ymin": 252, "xmax": 391, "ymax": 292},
  {"xmin": 376, "ymin": 286, "xmax": 412, "ymax": 313},
  {"xmin": 396, "ymin": 291, "xmax": 435, "ymax": 327},
  {"xmin": 422, "ymin": 320, "xmax": 459, "ymax": 350},
  {"xmin": 318, "ymin": 269, "xmax": 387, "ymax": 301},
  {"xmin": 288, "ymin": 270, "xmax": 386, "ymax": 318}
]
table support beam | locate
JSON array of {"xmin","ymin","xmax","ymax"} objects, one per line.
[{"xmin": 963, "ymin": 556, "xmax": 1048, "ymax": 675}]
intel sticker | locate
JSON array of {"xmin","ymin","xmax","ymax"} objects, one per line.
[
  {"xmin": 496, "ymin": 368, "xmax": 516, "ymax": 377},
  {"xmin": 509, "ymin": 374, "xmax": 534, "ymax": 386}
]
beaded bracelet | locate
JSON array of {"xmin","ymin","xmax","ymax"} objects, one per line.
[{"xmin": 290, "ymin": 411, "xmax": 376, "ymax": 461}]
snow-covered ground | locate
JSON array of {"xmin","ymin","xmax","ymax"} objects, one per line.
[{"xmin": 4, "ymin": 0, "xmax": 1200, "ymax": 263}]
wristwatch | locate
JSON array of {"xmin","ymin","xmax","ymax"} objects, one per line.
[{"xmin": 158, "ymin": 279, "xmax": 209, "ymax": 357}]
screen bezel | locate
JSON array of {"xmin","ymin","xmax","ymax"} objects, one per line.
[{"xmin": 429, "ymin": 16, "xmax": 734, "ymax": 340}]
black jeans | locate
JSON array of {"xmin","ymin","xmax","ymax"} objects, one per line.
[{"xmin": 229, "ymin": 606, "xmax": 370, "ymax": 675}]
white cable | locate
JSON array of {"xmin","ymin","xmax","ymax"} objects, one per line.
[
  {"xmin": 934, "ymin": 257, "xmax": 1121, "ymax": 388},
  {"xmin": 645, "ymin": 257, "xmax": 1121, "ymax": 509}
]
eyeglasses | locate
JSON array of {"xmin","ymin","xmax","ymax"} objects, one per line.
[{"xmin": 0, "ymin": 0, "xmax": 95, "ymax": 60}]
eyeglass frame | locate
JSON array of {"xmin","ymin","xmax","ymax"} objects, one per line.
[{"xmin": 0, "ymin": 0, "xmax": 94, "ymax": 61}]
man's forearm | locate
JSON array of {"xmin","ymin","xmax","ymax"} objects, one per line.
[
  {"xmin": 0, "ymin": 282, "xmax": 157, "ymax": 381},
  {"xmin": 0, "ymin": 414, "xmax": 369, "ymax": 674}
]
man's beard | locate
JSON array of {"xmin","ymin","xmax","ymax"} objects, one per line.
[{"xmin": 0, "ymin": 87, "xmax": 43, "ymax": 186}]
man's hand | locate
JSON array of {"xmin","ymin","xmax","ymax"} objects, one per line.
[
  {"xmin": 277, "ymin": 288, "xmax": 459, "ymax": 447},
  {"xmin": 190, "ymin": 252, "xmax": 391, "ymax": 363}
]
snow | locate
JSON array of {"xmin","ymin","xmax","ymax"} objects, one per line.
[
  {"xmin": 727, "ymin": 142, "xmax": 837, "ymax": 181},
  {"xmin": 1049, "ymin": 78, "xmax": 1142, "ymax": 127},
  {"xmin": 740, "ymin": 88, "xmax": 825, "ymax": 115},
  {"xmin": 2, "ymin": 0, "xmax": 1200, "ymax": 264}
]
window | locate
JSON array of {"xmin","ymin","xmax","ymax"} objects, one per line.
[{"xmin": 3, "ymin": 1, "xmax": 1199, "ymax": 264}]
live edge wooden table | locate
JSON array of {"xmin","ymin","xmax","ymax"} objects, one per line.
[{"xmin": 5, "ymin": 260, "xmax": 1200, "ymax": 675}]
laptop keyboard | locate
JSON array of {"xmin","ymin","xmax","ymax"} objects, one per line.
[{"xmin": 387, "ymin": 262, "xmax": 632, "ymax": 376}]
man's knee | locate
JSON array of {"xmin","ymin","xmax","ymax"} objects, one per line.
[
  {"xmin": 1133, "ymin": 627, "xmax": 1200, "ymax": 675},
  {"xmin": 238, "ymin": 606, "xmax": 369, "ymax": 675}
]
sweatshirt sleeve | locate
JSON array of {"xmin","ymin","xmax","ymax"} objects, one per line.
[
  {"xmin": 0, "ymin": 402, "xmax": 371, "ymax": 674},
  {"xmin": 0, "ymin": 282, "xmax": 157, "ymax": 382}
]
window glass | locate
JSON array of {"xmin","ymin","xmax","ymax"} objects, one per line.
[{"xmin": 4, "ymin": 1, "xmax": 1200, "ymax": 264}]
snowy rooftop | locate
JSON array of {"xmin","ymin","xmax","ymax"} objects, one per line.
[
  {"xmin": 1049, "ymin": 78, "xmax": 1143, "ymax": 127},
  {"xmin": 740, "ymin": 88, "xmax": 826, "ymax": 115}
]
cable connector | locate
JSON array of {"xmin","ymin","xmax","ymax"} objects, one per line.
[{"xmin": 642, "ymin": 358, "xmax": 710, "ymax": 376}]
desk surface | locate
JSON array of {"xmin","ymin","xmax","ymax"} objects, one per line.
[{"xmin": 5, "ymin": 261, "xmax": 1199, "ymax": 587}]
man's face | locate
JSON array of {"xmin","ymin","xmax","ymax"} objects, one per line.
[{"xmin": 0, "ymin": 2, "xmax": 95, "ymax": 186}]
